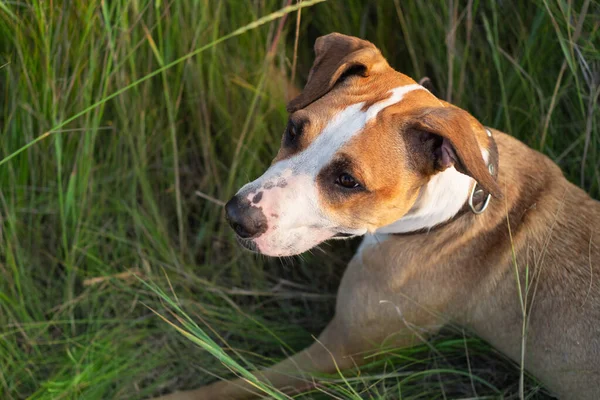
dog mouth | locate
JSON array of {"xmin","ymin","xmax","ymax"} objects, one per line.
[
  {"xmin": 235, "ymin": 236, "xmax": 259, "ymax": 253},
  {"xmin": 234, "ymin": 229, "xmax": 364, "ymax": 256},
  {"xmin": 332, "ymin": 232, "xmax": 357, "ymax": 239}
]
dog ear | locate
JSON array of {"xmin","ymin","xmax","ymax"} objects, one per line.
[
  {"xmin": 287, "ymin": 33, "xmax": 388, "ymax": 112},
  {"xmin": 411, "ymin": 106, "xmax": 502, "ymax": 198}
]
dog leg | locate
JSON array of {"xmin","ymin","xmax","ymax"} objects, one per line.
[{"xmin": 155, "ymin": 317, "xmax": 372, "ymax": 400}]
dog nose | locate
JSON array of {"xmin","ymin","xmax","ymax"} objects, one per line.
[{"xmin": 225, "ymin": 195, "xmax": 268, "ymax": 239}]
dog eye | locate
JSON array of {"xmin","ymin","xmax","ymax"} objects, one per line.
[
  {"xmin": 285, "ymin": 120, "xmax": 301, "ymax": 141},
  {"xmin": 336, "ymin": 173, "xmax": 360, "ymax": 189}
]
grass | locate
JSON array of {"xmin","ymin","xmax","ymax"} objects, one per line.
[{"xmin": 0, "ymin": 0, "xmax": 598, "ymax": 399}]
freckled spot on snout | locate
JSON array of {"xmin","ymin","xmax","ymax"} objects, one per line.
[
  {"xmin": 252, "ymin": 191, "xmax": 263, "ymax": 204},
  {"xmin": 276, "ymin": 178, "xmax": 287, "ymax": 188},
  {"xmin": 264, "ymin": 182, "xmax": 274, "ymax": 190},
  {"xmin": 270, "ymin": 213, "xmax": 279, "ymax": 218}
]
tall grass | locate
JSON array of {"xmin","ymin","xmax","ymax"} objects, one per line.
[{"xmin": 1, "ymin": 1, "xmax": 598, "ymax": 399}]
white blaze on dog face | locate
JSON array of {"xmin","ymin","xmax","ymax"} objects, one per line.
[
  {"xmin": 236, "ymin": 102, "xmax": 370, "ymax": 256},
  {"xmin": 236, "ymin": 103, "xmax": 368, "ymax": 255}
]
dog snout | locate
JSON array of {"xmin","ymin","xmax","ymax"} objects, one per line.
[{"xmin": 225, "ymin": 195, "xmax": 268, "ymax": 239}]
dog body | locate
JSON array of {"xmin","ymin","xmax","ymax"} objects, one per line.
[
  {"xmin": 160, "ymin": 34, "xmax": 600, "ymax": 399},
  {"xmin": 349, "ymin": 132, "xmax": 600, "ymax": 398}
]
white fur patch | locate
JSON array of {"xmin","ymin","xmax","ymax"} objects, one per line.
[
  {"xmin": 377, "ymin": 167, "xmax": 474, "ymax": 234},
  {"xmin": 365, "ymin": 84, "xmax": 425, "ymax": 121}
]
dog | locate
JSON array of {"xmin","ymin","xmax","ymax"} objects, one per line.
[{"xmin": 159, "ymin": 33, "xmax": 600, "ymax": 399}]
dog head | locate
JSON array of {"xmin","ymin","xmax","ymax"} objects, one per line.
[{"xmin": 225, "ymin": 33, "xmax": 501, "ymax": 256}]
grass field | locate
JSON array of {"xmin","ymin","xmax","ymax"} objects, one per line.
[{"xmin": 1, "ymin": 0, "xmax": 599, "ymax": 399}]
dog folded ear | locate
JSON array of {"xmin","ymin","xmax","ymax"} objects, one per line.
[
  {"xmin": 287, "ymin": 33, "xmax": 388, "ymax": 112},
  {"xmin": 411, "ymin": 106, "xmax": 502, "ymax": 199}
]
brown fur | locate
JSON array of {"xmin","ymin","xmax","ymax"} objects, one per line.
[{"xmin": 156, "ymin": 34, "xmax": 600, "ymax": 400}]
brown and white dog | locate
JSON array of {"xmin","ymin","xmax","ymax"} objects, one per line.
[{"xmin": 161, "ymin": 33, "xmax": 600, "ymax": 399}]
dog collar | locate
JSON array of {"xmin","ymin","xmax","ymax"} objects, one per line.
[{"xmin": 468, "ymin": 128, "xmax": 496, "ymax": 214}]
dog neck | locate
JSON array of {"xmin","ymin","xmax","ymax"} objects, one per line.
[{"xmin": 377, "ymin": 128, "xmax": 499, "ymax": 235}]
